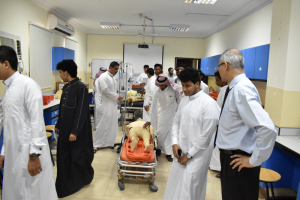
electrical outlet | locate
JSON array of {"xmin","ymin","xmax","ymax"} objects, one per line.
[{"xmin": 24, "ymin": 70, "xmax": 28, "ymax": 76}]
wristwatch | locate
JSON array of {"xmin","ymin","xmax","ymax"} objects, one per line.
[
  {"xmin": 29, "ymin": 153, "xmax": 41, "ymax": 159},
  {"xmin": 187, "ymin": 152, "xmax": 192, "ymax": 159}
]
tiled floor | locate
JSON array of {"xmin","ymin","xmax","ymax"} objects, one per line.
[
  {"xmin": 54, "ymin": 123, "xmax": 267, "ymax": 200},
  {"xmin": 0, "ymin": 118, "xmax": 295, "ymax": 200}
]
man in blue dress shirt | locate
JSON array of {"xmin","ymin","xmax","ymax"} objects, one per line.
[{"xmin": 216, "ymin": 49, "xmax": 277, "ymax": 200}]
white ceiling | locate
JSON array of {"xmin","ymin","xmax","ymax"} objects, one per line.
[{"xmin": 32, "ymin": 0, "xmax": 272, "ymax": 38}]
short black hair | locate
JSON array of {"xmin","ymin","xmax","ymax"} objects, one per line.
[
  {"xmin": 147, "ymin": 68, "xmax": 154, "ymax": 75},
  {"xmin": 0, "ymin": 45, "xmax": 18, "ymax": 71},
  {"xmin": 214, "ymin": 70, "xmax": 221, "ymax": 79},
  {"xmin": 178, "ymin": 64, "xmax": 187, "ymax": 69},
  {"xmin": 175, "ymin": 68, "xmax": 179, "ymax": 71},
  {"xmin": 56, "ymin": 60, "xmax": 78, "ymax": 78},
  {"xmin": 198, "ymin": 69, "xmax": 205, "ymax": 77},
  {"xmin": 178, "ymin": 67, "xmax": 200, "ymax": 85},
  {"xmin": 144, "ymin": 65, "xmax": 149, "ymax": 69},
  {"xmin": 154, "ymin": 63, "xmax": 162, "ymax": 69},
  {"xmin": 168, "ymin": 67, "xmax": 173, "ymax": 72},
  {"xmin": 110, "ymin": 61, "xmax": 119, "ymax": 68}
]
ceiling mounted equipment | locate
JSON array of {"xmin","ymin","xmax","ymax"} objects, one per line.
[
  {"xmin": 47, "ymin": 14, "xmax": 75, "ymax": 36},
  {"xmin": 169, "ymin": 24, "xmax": 190, "ymax": 32},
  {"xmin": 100, "ymin": 22, "xmax": 120, "ymax": 29},
  {"xmin": 184, "ymin": 0, "xmax": 217, "ymax": 4}
]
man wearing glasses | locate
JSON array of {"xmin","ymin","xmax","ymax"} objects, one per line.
[{"xmin": 215, "ymin": 49, "xmax": 277, "ymax": 200}]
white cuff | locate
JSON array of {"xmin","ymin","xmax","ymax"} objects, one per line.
[
  {"xmin": 1, "ymin": 145, "xmax": 4, "ymax": 156},
  {"xmin": 30, "ymin": 145, "xmax": 42, "ymax": 155}
]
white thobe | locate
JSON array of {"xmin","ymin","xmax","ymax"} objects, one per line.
[
  {"xmin": 93, "ymin": 78, "xmax": 102, "ymax": 129},
  {"xmin": 164, "ymin": 91, "xmax": 220, "ymax": 200},
  {"xmin": 148, "ymin": 86, "xmax": 180, "ymax": 155},
  {"xmin": 136, "ymin": 72, "xmax": 148, "ymax": 84},
  {"xmin": 1, "ymin": 72, "xmax": 57, "ymax": 200},
  {"xmin": 209, "ymin": 85, "xmax": 228, "ymax": 171},
  {"xmin": 94, "ymin": 71, "xmax": 119, "ymax": 148},
  {"xmin": 167, "ymin": 74, "xmax": 176, "ymax": 83},
  {"xmin": 142, "ymin": 76, "xmax": 157, "ymax": 122},
  {"xmin": 200, "ymin": 81, "xmax": 209, "ymax": 95}
]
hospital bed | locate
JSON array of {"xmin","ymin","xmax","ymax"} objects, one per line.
[{"xmin": 117, "ymin": 130, "xmax": 158, "ymax": 192}]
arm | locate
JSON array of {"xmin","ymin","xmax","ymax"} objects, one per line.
[
  {"xmin": 71, "ymin": 86, "xmax": 89, "ymax": 136},
  {"xmin": 147, "ymin": 85, "xmax": 157, "ymax": 108},
  {"xmin": 188, "ymin": 103, "xmax": 220, "ymax": 157},
  {"xmin": 55, "ymin": 90, "xmax": 64, "ymax": 130},
  {"xmin": 24, "ymin": 82, "xmax": 47, "ymax": 155},
  {"xmin": 147, "ymin": 90, "xmax": 159, "ymax": 123},
  {"xmin": 99, "ymin": 75, "xmax": 119, "ymax": 101},
  {"xmin": 136, "ymin": 74, "xmax": 142, "ymax": 84},
  {"xmin": 235, "ymin": 88, "xmax": 277, "ymax": 166}
]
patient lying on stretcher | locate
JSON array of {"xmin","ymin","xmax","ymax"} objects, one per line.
[{"xmin": 125, "ymin": 118, "xmax": 154, "ymax": 152}]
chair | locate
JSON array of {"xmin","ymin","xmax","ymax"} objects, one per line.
[
  {"xmin": 46, "ymin": 132, "xmax": 55, "ymax": 166},
  {"xmin": 260, "ymin": 168, "xmax": 281, "ymax": 200}
]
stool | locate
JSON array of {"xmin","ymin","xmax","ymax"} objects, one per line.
[
  {"xmin": 46, "ymin": 132, "xmax": 55, "ymax": 166},
  {"xmin": 45, "ymin": 125, "xmax": 56, "ymax": 132},
  {"xmin": 260, "ymin": 168, "xmax": 281, "ymax": 200}
]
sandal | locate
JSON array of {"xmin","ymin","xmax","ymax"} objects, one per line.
[{"xmin": 93, "ymin": 148, "xmax": 97, "ymax": 154}]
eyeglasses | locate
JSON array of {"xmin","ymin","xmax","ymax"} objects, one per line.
[{"xmin": 216, "ymin": 62, "xmax": 230, "ymax": 70}]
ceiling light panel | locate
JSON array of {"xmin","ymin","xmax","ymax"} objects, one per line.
[
  {"xmin": 184, "ymin": 0, "xmax": 217, "ymax": 5},
  {"xmin": 169, "ymin": 24, "xmax": 190, "ymax": 32},
  {"xmin": 100, "ymin": 22, "xmax": 120, "ymax": 29}
]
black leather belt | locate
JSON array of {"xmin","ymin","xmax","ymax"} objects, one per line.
[{"xmin": 219, "ymin": 149, "xmax": 251, "ymax": 156}]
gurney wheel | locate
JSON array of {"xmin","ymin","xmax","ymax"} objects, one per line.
[
  {"xmin": 118, "ymin": 179, "xmax": 125, "ymax": 191},
  {"xmin": 149, "ymin": 182, "xmax": 158, "ymax": 192}
]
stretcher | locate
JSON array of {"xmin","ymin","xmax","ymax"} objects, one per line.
[{"xmin": 117, "ymin": 131, "xmax": 158, "ymax": 192}]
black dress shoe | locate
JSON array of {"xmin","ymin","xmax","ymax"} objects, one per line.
[{"xmin": 166, "ymin": 155, "xmax": 173, "ymax": 162}]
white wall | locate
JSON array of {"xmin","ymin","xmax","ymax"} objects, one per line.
[
  {"xmin": 0, "ymin": 0, "xmax": 87, "ymax": 95},
  {"xmin": 88, "ymin": 35, "xmax": 205, "ymax": 74},
  {"xmin": 203, "ymin": 3, "xmax": 273, "ymax": 105},
  {"xmin": 204, "ymin": 3, "xmax": 273, "ymax": 57}
]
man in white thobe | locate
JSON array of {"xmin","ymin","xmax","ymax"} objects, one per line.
[
  {"xmin": 209, "ymin": 70, "xmax": 228, "ymax": 173},
  {"xmin": 93, "ymin": 67, "xmax": 107, "ymax": 130},
  {"xmin": 164, "ymin": 68, "xmax": 220, "ymax": 200},
  {"xmin": 167, "ymin": 67, "xmax": 176, "ymax": 83},
  {"xmin": 136, "ymin": 65, "xmax": 149, "ymax": 87},
  {"xmin": 142, "ymin": 68, "xmax": 156, "ymax": 122},
  {"xmin": 93, "ymin": 61, "xmax": 122, "ymax": 151},
  {"xmin": 198, "ymin": 70, "xmax": 209, "ymax": 95},
  {"xmin": 0, "ymin": 46, "xmax": 57, "ymax": 200},
  {"xmin": 144, "ymin": 74, "xmax": 182, "ymax": 162}
]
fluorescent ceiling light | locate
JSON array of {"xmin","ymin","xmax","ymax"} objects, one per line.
[
  {"xmin": 100, "ymin": 22, "xmax": 120, "ymax": 29},
  {"xmin": 184, "ymin": 0, "xmax": 217, "ymax": 4},
  {"xmin": 169, "ymin": 24, "xmax": 190, "ymax": 32}
]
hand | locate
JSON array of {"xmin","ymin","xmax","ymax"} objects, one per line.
[
  {"xmin": 118, "ymin": 95, "xmax": 123, "ymax": 101},
  {"xmin": 179, "ymin": 154, "xmax": 190, "ymax": 165},
  {"xmin": 55, "ymin": 128, "xmax": 59, "ymax": 134},
  {"xmin": 28, "ymin": 157, "xmax": 42, "ymax": 176},
  {"xmin": 172, "ymin": 144, "xmax": 181, "ymax": 160},
  {"xmin": 140, "ymin": 83, "xmax": 145, "ymax": 88},
  {"xmin": 69, "ymin": 134, "xmax": 77, "ymax": 142},
  {"xmin": 143, "ymin": 122, "xmax": 151, "ymax": 129},
  {"xmin": 144, "ymin": 105, "xmax": 149, "ymax": 112},
  {"xmin": 230, "ymin": 154, "xmax": 254, "ymax": 172},
  {"xmin": 0, "ymin": 155, "xmax": 4, "ymax": 169}
]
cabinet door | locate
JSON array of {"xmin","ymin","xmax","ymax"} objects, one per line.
[
  {"xmin": 201, "ymin": 58, "xmax": 208, "ymax": 74},
  {"xmin": 64, "ymin": 48, "xmax": 75, "ymax": 60},
  {"xmin": 244, "ymin": 48, "xmax": 255, "ymax": 79},
  {"xmin": 254, "ymin": 44, "xmax": 269, "ymax": 80},
  {"xmin": 52, "ymin": 47, "xmax": 64, "ymax": 70}
]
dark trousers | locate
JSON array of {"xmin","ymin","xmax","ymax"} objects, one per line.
[{"xmin": 220, "ymin": 150, "xmax": 261, "ymax": 200}]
